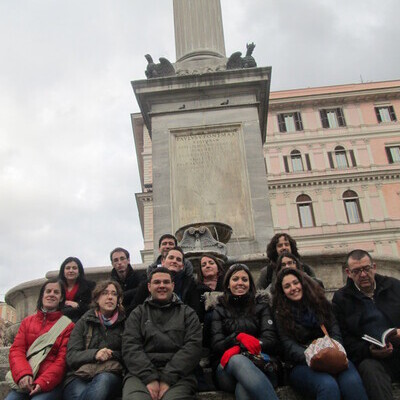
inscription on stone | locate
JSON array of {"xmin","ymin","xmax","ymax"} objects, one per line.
[{"xmin": 170, "ymin": 125, "xmax": 254, "ymax": 239}]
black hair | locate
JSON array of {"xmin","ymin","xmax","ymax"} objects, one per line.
[
  {"xmin": 164, "ymin": 246, "xmax": 185, "ymax": 262},
  {"xmin": 158, "ymin": 234, "xmax": 178, "ymax": 248},
  {"xmin": 36, "ymin": 278, "xmax": 66, "ymax": 311},
  {"xmin": 148, "ymin": 267, "xmax": 174, "ymax": 283},
  {"xmin": 276, "ymin": 251, "xmax": 302, "ymax": 274},
  {"xmin": 197, "ymin": 253, "xmax": 226, "ymax": 282},
  {"xmin": 109, "ymin": 247, "xmax": 130, "ymax": 262},
  {"xmin": 58, "ymin": 256, "xmax": 85, "ymax": 284},
  {"xmin": 266, "ymin": 233, "xmax": 300, "ymax": 263},
  {"xmin": 345, "ymin": 249, "xmax": 372, "ymax": 267}
]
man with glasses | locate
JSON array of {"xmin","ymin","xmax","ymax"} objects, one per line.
[
  {"xmin": 110, "ymin": 247, "xmax": 146, "ymax": 314},
  {"xmin": 333, "ymin": 249, "xmax": 400, "ymax": 400}
]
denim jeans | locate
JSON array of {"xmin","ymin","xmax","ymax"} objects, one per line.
[
  {"xmin": 289, "ymin": 361, "xmax": 368, "ymax": 400},
  {"xmin": 216, "ymin": 354, "xmax": 279, "ymax": 400},
  {"xmin": 63, "ymin": 372, "xmax": 122, "ymax": 400},
  {"xmin": 5, "ymin": 386, "xmax": 62, "ymax": 400}
]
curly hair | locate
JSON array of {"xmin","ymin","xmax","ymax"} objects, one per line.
[
  {"xmin": 266, "ymin": 233, "xmax": 300, "ymax": 263},
  {"xmin": 273, "ymin": 268, "xmax": 332, "ymax": 340},
  {"xmin": 91, "ymin": 280, "xmax": 124, "ymax": 314}
]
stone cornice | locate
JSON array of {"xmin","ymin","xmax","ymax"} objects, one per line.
[
  {"xmin": 269, "ymin": 85, "xmax": 400, "ymax": 110},
  {"xmin": 268, "ymin": 169, "xmax": 400, "ymax": 189}
]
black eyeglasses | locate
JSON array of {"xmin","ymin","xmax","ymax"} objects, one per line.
[{"xmin": 349, "ymin": 265, "xmax": 372, "ymax": 276}]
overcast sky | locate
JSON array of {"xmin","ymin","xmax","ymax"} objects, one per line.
[{"xmin": 1, "ymin": 0, "xmax": 399, "ymax": 301}]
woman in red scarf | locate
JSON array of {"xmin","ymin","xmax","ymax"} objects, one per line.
[{"xmin": 58, "ymin": 257, "xmax": 95, "ymax": 322}]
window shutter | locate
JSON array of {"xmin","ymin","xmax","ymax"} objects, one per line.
[
  {"xmin": 349, "ymin": 150, "xmax": 357, "ymax": 167},
  {"xmin": 294, "ymin": 112, "xmax": 303, "ymax": 131},
  {"xmin": 320, "ymin": 109, "xmax": 329, "ymax": 128},
  {"xmin": 375, "ymin": 107, "xmax": 382, "ymax": 123},
  {"xmin": 389, "ymin": 106, "xmax": 397, "ymax": 122},
  {"xmin": 386, "ymin": 147, "xmax": 394, "ymax": 164},
  {"xmin": 328, "ymin": 152, "xmax": 334, "ymax": 168},
  {"xmin": 337, "ymin": 108, "xmax": 346, "ymax": 127},
  {"xmin": 305, "ymin": 154, "xmax": 312, "ymax": 171},
  {"xmin": 278, "ymin": 114, "xmax": 286, "ymax": 132},
  {"xmin": 283, "ymin": 156, "xmax": 289, "ymax": 172}
]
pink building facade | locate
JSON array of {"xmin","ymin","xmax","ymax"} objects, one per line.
[
  {"xmin": 266, "ymin": 80, "xmax": 400, "ymax": 259},
  {"xmin": 133, "ymin": 80, "xmax": 400, "ymax": 264}
]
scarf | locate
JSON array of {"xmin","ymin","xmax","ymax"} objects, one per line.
[
  {"xmin": 65, "ymin": 282, "xmax": 79, "ymax": 301},
  {"xmin": 97, "ymin": 310, "xmax": 119, "ymax": 327}
]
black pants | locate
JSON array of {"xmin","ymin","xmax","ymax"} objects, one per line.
[{"xmin": 358, "ymin": 355, "xmax": 400, "ymax": 400}]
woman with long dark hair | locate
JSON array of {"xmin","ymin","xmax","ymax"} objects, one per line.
[
  {"xmin": 211, "ymin": 264, "xmax": 279, "ymax": 400},
  {"xmin": 273, "ymin": 268, "xmax": 367, "ymax": 400},
  {"xmin": 6, "ymin": 279, "xmax": 74, "ymax": 400},
  {"xmin": 63, "ymin": 280, "xmax": 125, "ymax": 400},
  {"xmin": 58, "ymin": 257, "xmax": 95, "ymax": 322}
]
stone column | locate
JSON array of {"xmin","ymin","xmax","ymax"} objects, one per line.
[{"xmin": 173, "ymin": 0, "xmax": 226, "ymax": 61}]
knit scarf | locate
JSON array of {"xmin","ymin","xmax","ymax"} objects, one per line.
[{"xmin": 97, "ymin": 310, "xmax": 119, "ymax": 327}]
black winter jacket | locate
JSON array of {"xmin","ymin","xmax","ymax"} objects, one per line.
[
  {"xmin": 332, "ymin": 274, "xmax": 400, "ymax": 365},
  {"xmin": 275, "ymin": 309, "xmax": 342, "ymax": 366},
  {"xmin": 61, "ymin": 279, "xmax": 95, "ymax": 322},
  {"xmin": 65, "ymin": 308, "xmax": 126, "ymax": 386},
  {"xmin": 211, "ymin": 294, "xmax": 278, "ymax": 370},
  {"xmin": 122, "ymin": 294, "xmax": 202, "ymax": 386},
  {"xmin": 111, "ymin": 265, "xmax": 146, "ymax": 312}
]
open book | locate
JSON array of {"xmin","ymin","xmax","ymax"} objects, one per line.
[{"xmin": 362, "ymin": 328, "xmax": 397, "ymax": 348}]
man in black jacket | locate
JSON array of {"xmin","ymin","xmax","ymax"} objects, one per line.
[
  {"xmin": 122, "ymin": 267, "xmax": 202, "ymax": 400},
  {"xmin": 333, "ymin": 249, "xmax": 400, "ymax": 400},
  {"xmin": 110, "ymin": 247, "xmax": 146, "ymax": 314}
]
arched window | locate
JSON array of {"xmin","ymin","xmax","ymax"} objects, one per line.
[
  {"xmin": 334, "ymin": 146, "xmax": 348, "ymax": 169},
  {"xmin": 291, "ymin": 150, "xmax": 304, "ymax": 172},
  {"xmin": 343, "ymin": 190, "xmax": 362, "ymax": 223},
  {"xmin": 296, "ymin": 194, "xmax": 315, "ymax": 227}
]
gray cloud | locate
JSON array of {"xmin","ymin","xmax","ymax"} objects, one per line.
[{"xmin": 1, "ymin": 0, "xmax": 399, "ymax": 300}]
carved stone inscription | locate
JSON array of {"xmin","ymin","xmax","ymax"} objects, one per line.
[{"xmin": 170, "ymin": 125, "xmax": 254, "ymax": 239}]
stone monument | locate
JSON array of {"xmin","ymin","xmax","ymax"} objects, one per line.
[{"xmin": 133, "ymin": 0, "xmax": 274, "ymax": 259}]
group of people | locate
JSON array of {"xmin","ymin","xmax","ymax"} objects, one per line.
[{"xmin": 6, "ymin": 232, "xmax": 400, "ymax": 400}]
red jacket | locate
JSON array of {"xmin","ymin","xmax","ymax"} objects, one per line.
[{"xmin": 9, "ymin": 310, "xmax": 74, "ymax": 392}]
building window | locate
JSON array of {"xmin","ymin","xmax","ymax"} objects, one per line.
[
  {"xmin": 291, "ymin": 150, "xmax": 304, "ymax": 172},
  {"xmin": 320, "ymin": 108, "xmax": 346, "ymax": 128},
  {"xmin": 296, "ymin": 194, "xmax": 315, "ymax": 227},
  {"xmin": 386, "ymin": 145, "xmax": 400, "ymax": 163},
  {"xmin": 343, "ymin": 190, "xmax": 362, "ymax": 224},
  {"xmin": 327, "ymin": 146, "xmax": 356, "ymax": 169},
  {"xmin": 277, "ymin": 112, "xmax": 303, "ymax": 132},
  {"xmin": 283, "ymin": 151, "xmax": 311, "ymax": 173},
  {"xmin": 375, "ymin": 106, "xmax": 397, "ymax": 123}
]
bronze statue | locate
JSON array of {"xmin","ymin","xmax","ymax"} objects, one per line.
[
  {"xmin": 145, "ymin": 54, "xmax": 175, "ymax": 79},
  {"xmin": 226, "ymin": 42, "xmax": 257, "ymax": 70}
]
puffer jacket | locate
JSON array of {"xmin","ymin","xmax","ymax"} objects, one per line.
[
  {"xmin": 61, "ymin": 279, "xmax": 96, "ymax": 322},
  {"xmin": 123, "ymin": 294, "xmax": 202, "ymax": 387},
  {"xmin": 65, "ymin": 308, "xmax": 126, "ymax": 386},
  {"xmin": 9, "ymin": 310, "xmax": 74, "ymax": 392},
  {"xmin": 211, "ymin": 294, "xmax": 278, "ymax": 370},
  {"xmin": 275, "ymin": 308, "xmax": 342, "ymax": 366}
]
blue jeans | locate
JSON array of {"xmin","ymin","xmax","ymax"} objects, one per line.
[
  {"xmin": 5, "ymin": 386, "xmax": 62, "ymax": 400},
  {"xmin": 63, "ymin": 372, "xmax": 122, "ymax": 400},
  {"xmin": 290, "ymin": 361, "xmax": 368, "ymax": 400},
  {"xmin": 216, "ymin": 354, "xmax": 278, "ymax": 400}
]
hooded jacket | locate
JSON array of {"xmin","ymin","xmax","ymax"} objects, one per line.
[
  {"xmin": 122, "ymin": 294, "xmax": 202, "ymax": 386},
  {"xmin": 332, "ymin": 274, "xmax": 400, "ymax": 365},
  {"xmin": 9, "ymin": 310, "xmax": 74, "ymax": 392}
]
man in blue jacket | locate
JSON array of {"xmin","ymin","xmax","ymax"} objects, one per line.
[{"xmin": 333, "ymin": 249, "xmax": 400, "ymax": 400}]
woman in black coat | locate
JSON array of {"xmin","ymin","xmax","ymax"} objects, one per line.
[
  {"xmin": 58, "ymin": 257, "xmax": 95, "ymax": 322},
  {"xmin": 273, "ymin": 268, "xmax": 367, "ymax": 400},
  {"xmin": 211, "ymin": 264, "xmax": 279, "ymax": 400},
  {"xmin": 64, "ymin": 280, "xmax": 126, "ymax": 400}
]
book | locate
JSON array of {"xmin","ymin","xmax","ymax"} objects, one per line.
[{"xmin": 362, "ymin": 328, "xmax": 397, "ymax": 348}]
